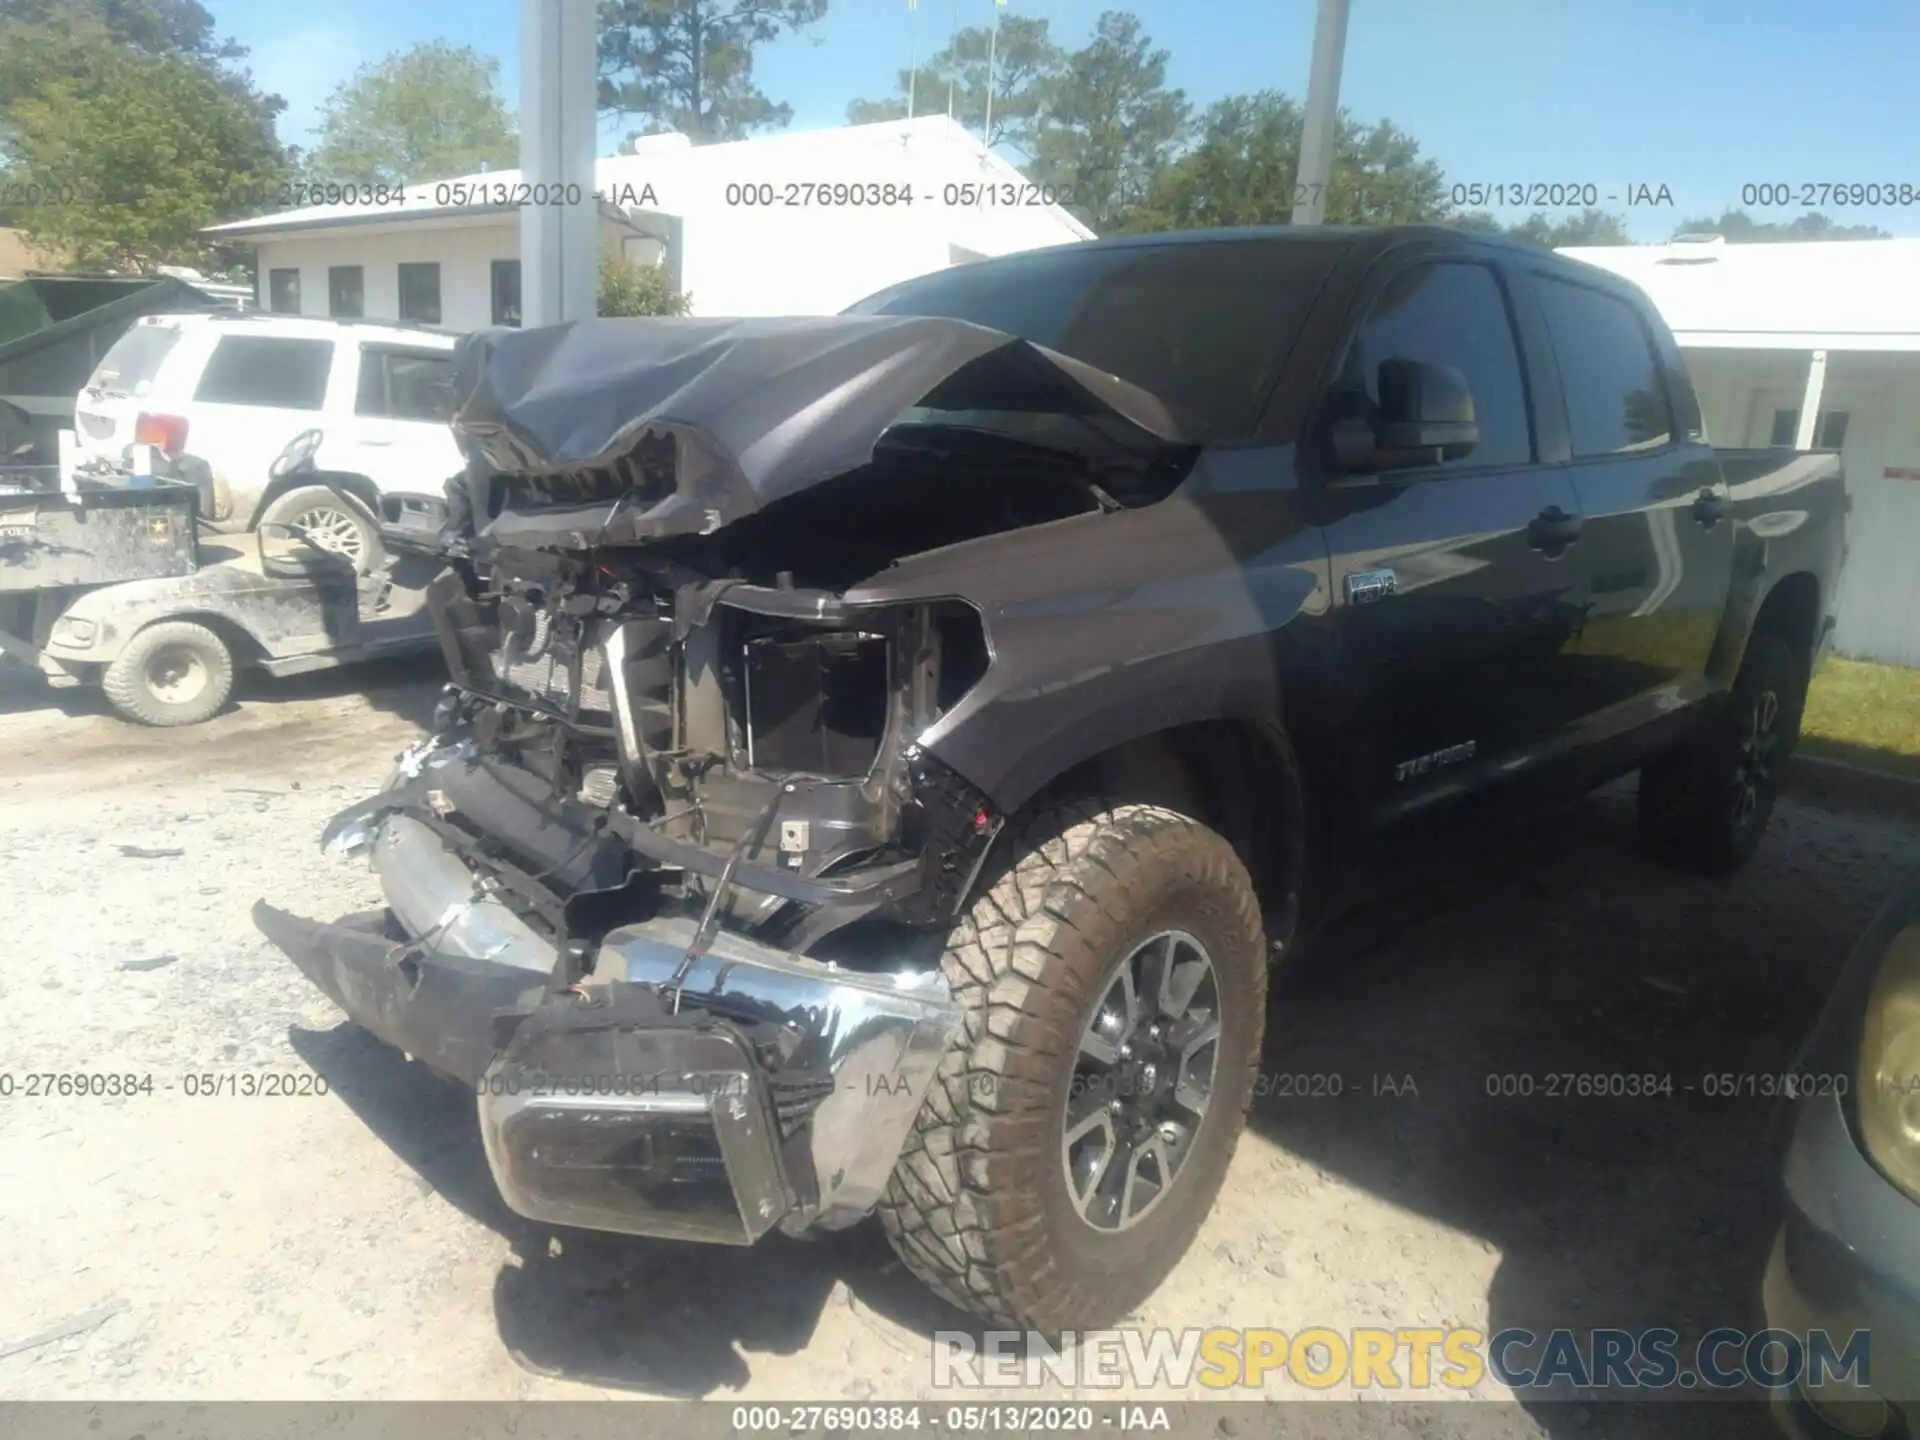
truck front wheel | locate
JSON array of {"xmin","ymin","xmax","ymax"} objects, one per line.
[
  {"xmin": 878, "ymin": 802, "xmax": 1267, "ymax": 1332},
  {"xmin": 101, "ymin": 620, "xmax": 236, "ymax": 727}
]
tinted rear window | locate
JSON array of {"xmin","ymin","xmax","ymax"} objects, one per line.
[
  {"xmin": 90, "ymin": 324, "xmax": 184, "ymax": 397},
  {"xmin": 193, "ymin": 335, "xmax": 333, "ymax": 410},
  {"xmin": 845, "ymin": 239, "xmax": 1342, "ymax": 441},
  {"xmin": 1534, "ymin": 278, "xmax": 1674, "ymax": 457}
]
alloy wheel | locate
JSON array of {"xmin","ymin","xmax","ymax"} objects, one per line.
[
  {"xmin": 291, "ymin": 504, "xmax": 367, "ymax": 566},
  {"xmin": 1731, "ymin": 686, "xmax": 1782, "ymax": 832},
  {"xmin": 1061, "ymin": 929, "xmax": 1221, "ymax": 1232}
]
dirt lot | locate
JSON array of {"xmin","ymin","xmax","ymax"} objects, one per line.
[{"xmin": 1, "ymin": 661, "xmax": 1915, "ymax": 1425}]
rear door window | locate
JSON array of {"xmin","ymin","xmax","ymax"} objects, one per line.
[
  {"xmin": 355, "ymin": 347, "xmax": 457, "ymax": 421},
  {"xmin": 89, "ymin": 323, "xmax": 184, "ymax": 398},
  {"xmin": 1533, "ymin": 278, "xmax": 1674, "ymax": 456},
  {"xmin": 192, "ymin": 335, "xmax": 333, "ymax": 410}
]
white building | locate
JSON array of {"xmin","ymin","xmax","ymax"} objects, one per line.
[
  {"xmin": 201, "ymin": 116, "xmax": 1093, "ymax": 332},
  {"xmin": 1563, "ymin": 236, "xmax": 1920, "ymax": 667}
]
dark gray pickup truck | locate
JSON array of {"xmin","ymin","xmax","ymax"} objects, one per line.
[{"xmin": 256, "ymin": 225, "xmax": 1846, "ymax": 1332}]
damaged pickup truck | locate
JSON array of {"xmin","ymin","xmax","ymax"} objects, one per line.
[{"xmin": 256, "ymin": 226, "xmax": 1846, "ymax": 1332}]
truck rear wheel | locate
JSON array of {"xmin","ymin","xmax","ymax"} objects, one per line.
[
  {"xmin": 878, "ymin": 802, "xmax": 1267, "ymax": 1332},
  {"xmin": 101, "ymin": 620, "xmax": 235, "ymax": 727},
  {"xmin": 1638, "ymin": 631, "xmax": 1808, "ymax": 875}
]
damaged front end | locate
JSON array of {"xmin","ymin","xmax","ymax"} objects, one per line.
[{"xmin": 256, "ymin": 314, "xmax": 1197, "ymax": 1243}]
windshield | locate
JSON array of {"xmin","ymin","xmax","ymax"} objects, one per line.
[
  {"xmin": 88, "ymin": 321, "xmax": 184, "ymax": 398},
  {"xmin": 845, "ymin": 237, "xmax": 1342, "ymax": 441}
]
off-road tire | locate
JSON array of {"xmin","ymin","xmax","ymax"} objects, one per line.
[
  {"xmin": 101, "ymin": 620, "xmax": 235, "ymax": 727},
  {"xmin": 1638, "ymin": 631, "xmax": 1808, "ymax": 875},
  {"xmin": 257, "ymin": 485, "xmax": 383, "ymax": 577},
  {"xmin": 877, "ymin": 802, "xmax": 1267, "ymax": 1332}
]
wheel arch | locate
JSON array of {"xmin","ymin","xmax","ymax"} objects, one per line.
[
  {"xmin": 248, "ymin": 469, "xmax": 381, "ymax": 528},
  {"xmin": 126, "ymin": 609, "xmax": 265, "ymax": 670},
  {"xmin": 1749, "ymin": 570, "xmax": 1823, "ymax": 672},
  {"xmin": 1015, "ymin": 716, "xmax": 1311, "ymax": 954}
]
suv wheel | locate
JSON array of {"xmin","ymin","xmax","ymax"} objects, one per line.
[
  {"xmin": 1638, "ymin": 631, "xmax": 1809, "ymax": 875},
  {"xmin": 878, "ymin": 802, "xmax": 1266, "ymax": 1332},
  {"xmin": 258, "ymin": 485, "xmax": 382, "ymax": 575}
]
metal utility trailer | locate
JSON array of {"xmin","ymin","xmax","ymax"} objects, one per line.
[{"xmin": 0, "ymin": 456, "xmax": 442, "ymax": 726}]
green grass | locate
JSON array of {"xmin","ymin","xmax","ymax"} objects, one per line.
[{"xmin": 1800, "ymin": 656, "xmax": 1920, "ymax": 781}]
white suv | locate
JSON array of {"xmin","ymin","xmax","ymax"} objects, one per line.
[{"xmin": 74, "ymin": 313, "xmax": 466, "ymax": 570}]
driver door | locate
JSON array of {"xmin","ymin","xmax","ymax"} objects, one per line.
[{"xmin": 1312, "ymin": 255, "xmax": 1591, "ymax": 831}]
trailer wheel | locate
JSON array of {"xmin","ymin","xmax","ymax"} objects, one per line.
[
  {"xmin": 101, "ymin": 620, "xmax": 235, "ymax": 727},
  {"xmin": 877, "ymin": 802, "xmax": 1267, "ymax": 1332}
]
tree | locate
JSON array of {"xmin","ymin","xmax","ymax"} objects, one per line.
[
  {"xmin": 1504, "ymin": 208, "xmax": 1631, "ymax": 247},
  {"xmin": 1130, "ymin": 92, "xmax": 1447, "ymax": 233},
  {"xmin": 3, "ymin": 34, "xmax": 287, "ymax": 268},
  {"xmin": 1029, "ymin": 11, "xmax": 1188, "ymax": 234},
  {"xmin": 310, "ymin": 43, "xmax": 514, "ymax": 188},
  {"xmin": 845, "ymin": 16, "xmax": 1062, "ymax": 156},
  {"xmin": 1670, "ymin": 208, "xmax": 1891, "ymax": 242},
  {"xmin": 598, "ymin": 253, "xmax": 693, "ymax": 316},
  {"xmin": 0, "ymin": 0, "xmax": 241, "ymax": 63},
  {"xmin": 598, "ymin": 0, "xmax": 828, "ymax": 145}
]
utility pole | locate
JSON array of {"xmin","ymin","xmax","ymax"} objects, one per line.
[
  {"xmin": 985, "ymin": 0, "xmax": 1005, "ymax": 148},
  {"xmin": 1291, "ymin": 0, "xmax": 1351, "ymax": 226},
  {"xmin": 519, "ymin": 0, "xmax": 598, "ymax": 324},
  {"xmin": 908, "ymin": 0, "xmax": 919, "ymax": 119}
]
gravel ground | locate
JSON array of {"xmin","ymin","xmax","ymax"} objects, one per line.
[{"xmin": 1, "ymin": 660, "xmax": 1915, "ymax": 1428}]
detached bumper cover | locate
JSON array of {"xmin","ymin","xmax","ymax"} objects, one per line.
[{"xmin": 256, "ymin": 810, "xmax": 965, "ymax": 1241}]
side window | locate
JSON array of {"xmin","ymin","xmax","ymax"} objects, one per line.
[
  {"xmin": 356, "ymin": 348, "xmax": 457, "ymax": 422},
  {"xmin": 192, "ymin": 335, "xmax": 333, "ymax": 409},
  {"xmin": 267, "ymin": 268, "xmax": 301, "ymax": 315},
  {"xmin": 398, "ymin": 263, "xmax": 441, "ymax": 325},
  {"xmin": 1338, "ymin": 261, "xmax": 1533, "ymax": 469},
  {"xmin": 1535, "ymin": 278, "xmax": 1674, "ymax": 457}
]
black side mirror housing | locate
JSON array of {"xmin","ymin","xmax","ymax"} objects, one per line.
[{"xmin": 1330, "ymin": 358, "xmax": 1481, "ymax": 475}]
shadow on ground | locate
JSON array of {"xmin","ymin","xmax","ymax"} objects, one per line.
[{"xmin": 289, "ymin": 784, "xmax": 1919, "ymax": 1425}]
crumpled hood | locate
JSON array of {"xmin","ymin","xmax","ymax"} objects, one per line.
[{"xmin": 449, "ymin": 314, "xmax": 1191, "ymax": 519}]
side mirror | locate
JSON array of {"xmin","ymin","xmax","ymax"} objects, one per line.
[
  {"xmin": 1328, "ymin": 359, "xmax": 1480, "ymax": 476},
  {"xmin": 1376, "ymin": 358, "xmax": 1478, "ymax": 461}
]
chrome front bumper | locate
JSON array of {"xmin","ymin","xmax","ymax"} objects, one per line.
[{"xmin": 258, "ymin": 802, "xmax": 964, "ymax": 1243}]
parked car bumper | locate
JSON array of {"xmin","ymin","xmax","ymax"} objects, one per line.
[{"xmin": 1765, "ymin": 876, "xmax": 1920, "ymax": 1438}]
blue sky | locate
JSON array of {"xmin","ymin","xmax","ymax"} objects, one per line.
[{"xmin": 214, "ymin": 0, "xmax": 1920, "ymax": 241}]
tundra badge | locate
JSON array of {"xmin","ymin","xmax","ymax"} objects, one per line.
[{"xmin": 1346, "ymin": 568, "xmax": 1398, "ymax": 605}]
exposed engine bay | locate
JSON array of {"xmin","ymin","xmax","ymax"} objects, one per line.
[{"xmin": 337, "ymin": 314, "xmax": 1200, "ymax": 983}]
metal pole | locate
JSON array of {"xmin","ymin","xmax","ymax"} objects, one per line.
[
  {"xmin": 1291, "ymin": 0, "xmax": 1351, "ymax": 226},
  {"xmin": 985, "ymin": 1, "xmax": 1003, "ymax": 148},
  {"xmin": 1795, "ymin": 349, "xmax": 1830, "ymax": 450},
  {"xmin": 946, "ymin": 0, "xmax": 958, "ymax": 118},
  {"xmin": 520, "ymin": 0, "xmax": 598, "ymax": 326},
  {"xmin": 907, "ymin": 0, "xmax": 919, "ymax": 120}
]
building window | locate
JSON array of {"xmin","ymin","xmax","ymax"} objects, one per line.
[
  {"xmin": 328, "ymin": 266, "xmax": 364, "ymax": 319},
  {"xmin": 1770, "ymin": 408, "xmax": 1850, "ymax": 449},
  {"xmin": 267, "ymin": 268, "xmax": 301, "ymax": 315},
  {"xmin": 491, "ymin": 260, "xmax": 521, "ymax": 326},
  {"xmin": 398, "ymin": 262, "xmax": 441, "ymax": 325}
]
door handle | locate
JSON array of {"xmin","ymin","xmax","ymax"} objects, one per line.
[
  {"xmin": 1691, "ymin": 488, "xmax": 1727, "ymax": 526},
  {"xmin": 1528, "ymin": 505, "xmax": 1583, "ymax": 553}
]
